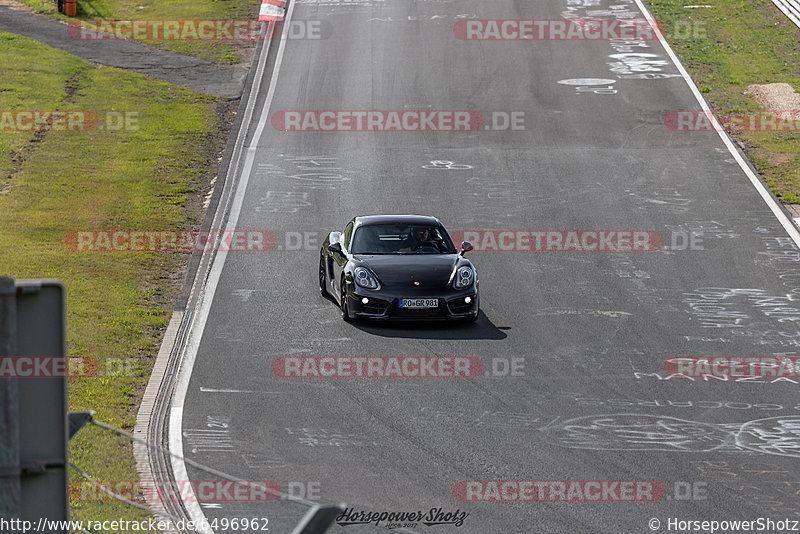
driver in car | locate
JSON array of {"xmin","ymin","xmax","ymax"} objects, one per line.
[{"xmin": 400, "ymin": 227, "xmax": 435, "ymax": 252}]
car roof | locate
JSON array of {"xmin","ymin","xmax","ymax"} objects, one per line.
[{"xmin": 354, "ymin": 215, "xmax": 443, "ymax": 227}]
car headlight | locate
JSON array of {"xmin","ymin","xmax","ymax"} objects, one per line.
[
  {"xmin": 454, "ymin": 266, "xmax": 475, "ymax": 289},
  {"xmin": 354, "ymin": 267, "xmax": 379, "ymax": 289}
]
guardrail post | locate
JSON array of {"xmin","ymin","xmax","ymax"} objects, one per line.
[
  {"xmin": 291, "ymin": 504, "xmax": 346, "ymax": 534},
  {"xmin": 0, "ymin": 276, "xmax": 21, "ymax": 521},
  {"xmin": 0, "ymin": 278, "xmax": 68, "ymax": 531}
]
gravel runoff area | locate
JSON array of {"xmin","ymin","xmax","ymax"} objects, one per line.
[
  {"xmin": 745, "ymin": 82, "xmax": 800, "ymax": 110},
  {"xmin": 744, "ymin": 83, "xmax": 800, "ymax": 220}
]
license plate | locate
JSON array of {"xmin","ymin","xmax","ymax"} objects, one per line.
[{"xmin": 399, "ymin": 298, "xmax": 438, "ymax": 309}]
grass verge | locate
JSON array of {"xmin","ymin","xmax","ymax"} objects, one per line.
[
  {"xmin": 647, "ymin": 0, "xmax": 800, "ymax": 202},
  {"xmin": 0, "ymin": 31, "xmax": 226, "ymax": 531}
]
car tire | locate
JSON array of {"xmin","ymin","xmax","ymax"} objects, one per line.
[
  {"xmin": 340, "ymin": 281, "xmax": 352, "ymax": 322},
  {"xmin": 465, "ymin": 309, "xmax": 480, "ymax": 323},
  {"xmin": 319, "ymin": 257, "xmax": 327, "ymax": 297}
]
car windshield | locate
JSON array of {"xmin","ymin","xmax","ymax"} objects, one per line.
[{"xmin": 351, "ymin": 223, "xmax": 457, "ymax": 254}]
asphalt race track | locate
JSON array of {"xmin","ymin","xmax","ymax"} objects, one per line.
[{"xmin": 172, "ymin": 0, "xmax": 800, "ymax": 532}]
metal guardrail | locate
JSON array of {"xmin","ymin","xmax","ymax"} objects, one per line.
[{"xmin": 771, "ymin": 0, "xmax": 800, "ymax": 29}]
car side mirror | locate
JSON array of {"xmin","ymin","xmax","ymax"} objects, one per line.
[
  {"xmin": 329, "ymin": 242, "xmax": 343, "ymax": 254},
  {"xmin": 460, "ymin": 241, "xmax": 474, "ymax": 255}
]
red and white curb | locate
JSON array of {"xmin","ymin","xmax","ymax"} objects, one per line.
[{"xmin": 260, "ymin": 0, "xmax": 286, "ymax": 21}]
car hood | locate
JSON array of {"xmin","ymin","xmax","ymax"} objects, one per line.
[{"xmin": 354, "ymin": 254, "xmax": 461, "ymax": 288}]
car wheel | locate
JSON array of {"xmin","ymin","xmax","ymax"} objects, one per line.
[
  {"xmin": 340, "ymin": 280, "xmax": 352, "ymax": 322},
  {"xmin": 465, "ymin": 309, "xmax": 480, "ymax": 323},
  {"xmin": 319, "ymin": 258, "xmax": 327, "ymax": 297}
]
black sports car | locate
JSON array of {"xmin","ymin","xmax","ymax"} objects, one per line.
[{"xmin": 319, "ymin": 215, "xmax": 479, "ymax": 322}]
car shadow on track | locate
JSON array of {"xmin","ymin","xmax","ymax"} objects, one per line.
[{"xmin": 352, "ymin": 312, "xmax": 508, "ymax": 340}]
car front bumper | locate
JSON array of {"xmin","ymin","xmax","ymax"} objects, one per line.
[{"xmin": 345, "ymin": 284, "xmax": 479, "ymax": 321}]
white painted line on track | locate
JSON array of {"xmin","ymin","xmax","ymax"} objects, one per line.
[
  {"xmin": 167, "ymin": 1, "xmax": 299, "ymax": 531},
  {"xmin": 199, "ymin": 387, "xmax": 257, "ymax": 393},
  {"xmin": 635, "ymin": 0, "xmax": 800, "ymax": 249}
]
